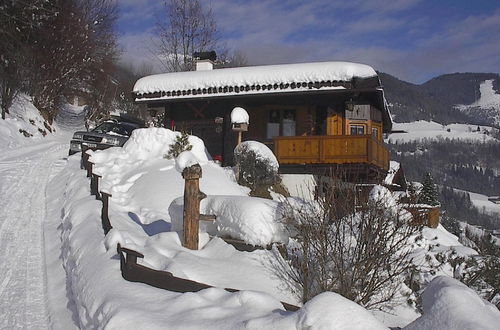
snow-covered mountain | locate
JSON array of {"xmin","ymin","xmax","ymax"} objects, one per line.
[
  {"xmin": 380, "ymin": 72, "xmax": 500, "ymax": 127},
  {"xmin": 456, "ymin": 80, "xmax": 500, "ymax": 127}
]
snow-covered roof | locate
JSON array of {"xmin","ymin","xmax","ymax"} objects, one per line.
[{"xmin": 133, "ymin": 61, "xmax": 379, "ymax": 102}]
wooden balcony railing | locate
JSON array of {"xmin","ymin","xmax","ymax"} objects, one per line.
[{"xmin": 273, "ymin": 135, "xmax": 389, "ymax": 171}]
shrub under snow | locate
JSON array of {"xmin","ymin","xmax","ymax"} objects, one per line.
[{"xmin": 234, "ymin": 140, "xmax": 280, "ymax": 198}]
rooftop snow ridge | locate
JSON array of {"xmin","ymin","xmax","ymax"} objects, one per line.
[{"xmin": 133, "ymin": 61, "xmax": 379, "ymax": 101}]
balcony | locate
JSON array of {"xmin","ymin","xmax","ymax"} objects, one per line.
[{"xmin": 273, "ymin": 135, "xmax": 390, "ymax": 171}]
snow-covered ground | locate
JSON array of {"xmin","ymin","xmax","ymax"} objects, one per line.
[
  {"xmin": 386, "ymin": 120, "xmax": 498, "ymax": 143},
  {"xmin": 457, "ymin": 189, "xmax": 500, "ymax": 216},
  {"xmin": 0, "ymin": 98, "xmax": 84, "ymax": 329}
]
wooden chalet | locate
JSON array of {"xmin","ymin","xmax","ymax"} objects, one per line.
[{"xmin": 133, "ymin": 60, "xmax": 393, "ymax": 183}]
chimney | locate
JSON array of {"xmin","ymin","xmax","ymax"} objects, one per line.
[
  {"xmin": 194, "ymin": 51, "xmax": 216, "ymax": 71},
  {"xmin": 196, "ymin": 59, "xmax": 214, "ymax": 71}
]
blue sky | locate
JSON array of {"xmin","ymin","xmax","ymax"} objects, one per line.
[{"xmin": 116, "ymin": 0, "xmax": 500, "ymax": 83}]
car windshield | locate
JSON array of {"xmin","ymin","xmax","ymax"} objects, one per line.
[{"xmin": 92, "ymin": 122, "xmax": 137, "ymax": 136}]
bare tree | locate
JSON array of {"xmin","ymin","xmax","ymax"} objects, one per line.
[
  {"xmin": 27, "ymin": 0, "xmax": 118, "ymax": 123},
  {"xmin": 274, "ymin": 177, "xmax": 421, "ymax": 309},
  {"xmin": 215, "ymin": 50, "xmax": 248, "ymax": 69},
  {"xmin": 155, "ymin": 0, "xmax": 218, "ymax": 72},
  {"xmin": 0, "ymin": 0, "xmax": 55, "ymax": 119}
]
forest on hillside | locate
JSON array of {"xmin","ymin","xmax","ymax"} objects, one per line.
[{"xmin": 389, "ymin": 138, "xmax": 500, "ymax": 229}]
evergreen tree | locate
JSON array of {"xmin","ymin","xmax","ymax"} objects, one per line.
[
  {"xmin": 419, "ymin": 172, "xmax": 440, "ymax": 206},
  {"xmin": 165, "ymin": 130, "xmax": 192, "ymax": 159}
]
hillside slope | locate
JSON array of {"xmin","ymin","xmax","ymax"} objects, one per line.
[{"xmin": 380, "ymin": 72, "xmax": 500, "ymax": 126}]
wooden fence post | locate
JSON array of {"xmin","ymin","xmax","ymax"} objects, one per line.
[
  {"xmin": 101, "ymin": 192, "xmax": 112, "ymax": 234},
  {"xmin": 91, "ymin": 173, "xmax": 102, "ymax": 199},
  {"xmin": 81, "ymin": 145, "xmax": 89, "ymax": 170},
  {"xmin": 87, "ymin": 162, "xmax": 93, "ymax": 178},
  {"xmin": 182, "ymin": 164, "xmax": 206, "ymax": 250}
]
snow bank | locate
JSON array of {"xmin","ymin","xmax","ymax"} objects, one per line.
[
  {"xmin": 134, "ymin": 61, "xmax": 377, "ymax": 99},
  {"xmin": 170, "ymin": 195, "xmax": 288, "ymax": 246},
  {"xmin": 91, "ymin": 127, "xmax": 209, "ymax": 164},
  {"xmin": 404, "ymin": 276, "xmax": 500, "ymax": 330},
  {"xmin": 0, "ymin": 94, "xmax": 54, "ymax": 151},
  {"xmin": 235, "ymin": 140, "xmax": 279, "ymax": 172},
  {"xmin": 52, "ymin": 157, "xmax": 395, "ymax": 329}
]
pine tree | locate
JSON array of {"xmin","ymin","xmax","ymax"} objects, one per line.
[
  {"xmin": 165, "ymin": 130, "xmax": 192, "ymax": 159},
  {"xmin": 419, "ymin": 172, "xmax": 440, "ymax": 206}
]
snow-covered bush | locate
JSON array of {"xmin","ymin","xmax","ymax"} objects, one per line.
[
  {"xmin": 234, "ymin": 141, "xmax": 280, "ymax": 198},
  {"xmin": 165, "ymin": 129, "xmax": 193, "ymax": 159},
  {"xmin": 274, "ymin": 180, "xmax": 421, "ymax": 309}
]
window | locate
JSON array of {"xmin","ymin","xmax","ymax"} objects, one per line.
[
  {"xmin": 350, "ymin": 124, "xmax": 365, "ymax": 135},
  {"xmin": 266, "ymin": 109, "xmax": 296, "ymax": 138},
  {"xmin": 372, "ymin": 127, "xmax": 379, "ymax": 139},
  {"xmin": 266, "ymin": 110, "xmax": 280, "ymax": 138},
  {"xmin": 282, "ymin": 110, "xmax": 296, "ymax": 136}
]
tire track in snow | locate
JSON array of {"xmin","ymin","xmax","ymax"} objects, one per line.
[{"xmin": 0, "ymin": 142, "xmax": 67, "ymax": 329}]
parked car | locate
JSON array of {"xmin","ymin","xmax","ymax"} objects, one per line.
[{"xmin": 69, "ymin": 116, "xmax": 145, "ymax": 155}]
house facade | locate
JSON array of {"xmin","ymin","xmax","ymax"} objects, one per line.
[{"xmin": 133, "ymin": 61, "xmax": 392, "ymax": 183}]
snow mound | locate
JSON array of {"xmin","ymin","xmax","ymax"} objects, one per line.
[
  {"xmin": 230, "ymin": 107, "xmax": 249, "ymax": 124},
  {"xmin": 170, "ymin": 195, "xmax": 288, "ymax": 246},
  {"xmin": 235, "ymin": 140, "xmax": 279, "ymax": 171},
  {"xmin": 296, "ymin": 292, "xmax": 389, "ymax": 330},
  {"xmin": 121, "ymin": 127, "xmax": 209, "ymax": 162},
  {"xmin": 247, "ymin": 292, "xmax": 389, "ymax": 329},
  {"xmin": 175, "ymin": 150, "xmax": 200, "ymax": 173},
  {"xmin": 404, "ymin": 276, "xmax": 500, "ymax": 330},
  {"xmin": 89, "ymin": 128, "xmax": 210, "ymax": 194}
]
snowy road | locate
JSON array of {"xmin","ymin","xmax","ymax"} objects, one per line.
[{"xmin": 0, "ymin": 106, "xmax": 83, "ymax": 329}]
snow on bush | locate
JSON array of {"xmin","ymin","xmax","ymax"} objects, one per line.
[
  {"xmin": 169, "ymin": 195, "xmax": 288, "ymax": 246},
  {"xmin": 235, "ymin": 140, "xmax": 278, "ymax": 172},
  {"xmin": 234, "ymin": 140, "xmax": 280, "ymax": 198},
  {"xmin": 230, "ymin": 107, "xmax": 249, "ymax": 124},
  {"xmin": 404, "ymin": 276, "xmax": 500, "ymax": 330}
]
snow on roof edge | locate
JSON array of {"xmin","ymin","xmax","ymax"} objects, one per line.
[
  {"xmin": 133, "ymin": 61, "xmax": 378, "ymax": 96},
  {"xmin": 134, "ymin": 85, "xmax": 348, "ymax": 102}
]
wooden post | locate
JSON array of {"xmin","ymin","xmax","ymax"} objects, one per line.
[
  {"xmin": 91, "ymin": 173, "xmax": 102, "ymax": 199},
  {"xmin": 237, "ymin": 131, "xmax": 242, "ymax": 146},
  {"xmin": 87, "ymin": 161, "xmax": 93, "ymax": 178},
  {"xmin": 101, "ymin": 192, "xmax": 112, "ymax": 234},
  {"xmin": 81, "ymin": 145, "xmax": 88, "ymax": 170},
  {"xmin": 182, "ymin": 164, "xmax": 205, "ymax": 250}
]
